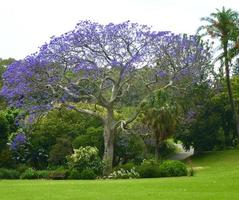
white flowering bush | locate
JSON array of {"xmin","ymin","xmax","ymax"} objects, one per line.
[
  {"xmin": 107, "ymin": 167, "xmax": 140, "ymax": 179},
  {"xmin": 67, "ymin": 146, "xmax": 103, "ymax": 176}
]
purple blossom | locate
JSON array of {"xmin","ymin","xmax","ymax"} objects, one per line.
[
  {"xmin": 10, "ymin": 133, "xmax": 27, "ymax": 151},
  {"xmin": 1, "ymin": 20, "xmax": 212, "ymax": 122}
]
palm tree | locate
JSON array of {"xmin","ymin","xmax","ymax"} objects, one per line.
[
  {"xmin": 142, "ymin": 89, "xmax": 178, "ymax": 160},
  {"xmin": 198, "ymin": 7, "xmax": 239, "ymax": 136}
]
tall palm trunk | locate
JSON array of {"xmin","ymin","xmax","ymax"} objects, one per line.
[{"xmin": 223, "ymin": 43, "xmax": 239, "ymax": 137}]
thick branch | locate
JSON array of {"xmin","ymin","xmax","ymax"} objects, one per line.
[{"xmin": 65, "ymin": 104, "xmax": 104, "ymax": 121}]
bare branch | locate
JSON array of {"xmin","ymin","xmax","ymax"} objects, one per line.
[{"xmin": 65, "ymin": 103, "xmax": 104, "ymax": 121}]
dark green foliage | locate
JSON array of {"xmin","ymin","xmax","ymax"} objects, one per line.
[
  {"xmin": 175, "ymin": 80, "xmax": 239, "ymax": 153},
  {"xmin": 20, "ymin": 168, "xmax": 69, "ymax": 180},
  {"xmin": 48, "ymin": 138, "xmax": 72, "ymax": 166},
  {"xmin": 33, "ymin": 107, "xmax": 102, "ymax": 141},
  {"xmin": 136, "ymin": 160, "xmax": 161, "ymax": 178},
  {"xmin": 159, "ymin": 160, "xmax": 187, "ymax": 177},
  {"xmin": 27, "ymin": 147, "xmax": 49, "ymax": 169},
  {"xmin": 0, "ymin": 111, "xmax": 10, "ymax": 151},
  {"xmin": 0, "ymin": 148, "xmax": 15, "ymax": 168},
  {"xmin": 114, "ymin": 133, "xmax": 146, "ymax": 165},
  {"xmin": 145, "ymin": 139, "xmax": 177, "ymax": 159},
  {"xmin": 16, "ymin": 164, "xmax": 29, "ymax": 174},
  {"xmin": 48, "ymin": 168, "xmax": 69, "ymax": 180},
  {"xmin": 36, "ymin": 170, "xmax": 51, "ymax": 179},
  {"xmin": 68, "ymin": 169, "xmax": 81, "ymax": 179},
  {"xmin": 141, "ymin": 89, "xmax": 178, "ymax": 160},
  {"xmin": 29, "ymin": 107, "xmax": 103, "ymax": 168},
  {"xmin": 176, "ymin": 88, "xmax": 236, "ymax": 153},
  {"xmin": 0, "ymin": 109, "xmax": 21, "ymax": 168},
  {"xmin": 20, "ymin": 168, "xmax": 39, "ymax": 179},
  {"xmin": 79, "ymin": 169, "xmax": 97, "ymax": 180},
  {"xmin": 57, "ymin": 168, "xmax": 97, "ymax": 180},
  {"xmin": 0, "ymin": 168, "xmax": 20, "ymax": 179},
  {"xmin": 114, "ymin": 162, "xmax": 136, "ymax": 171}
]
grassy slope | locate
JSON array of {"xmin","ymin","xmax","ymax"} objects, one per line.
[{"xmin": 1, "ymin": 150, "xmax": 239, "ymax": 200}]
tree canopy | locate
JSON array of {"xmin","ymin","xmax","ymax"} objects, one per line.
[{"xmin": 1, "ymin": 21, "xmax": 212, "ymax": 174}]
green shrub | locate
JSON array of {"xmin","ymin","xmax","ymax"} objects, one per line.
[
  {"xmin": 114, "ymin": 162, "xmax": 136, "ymax": 171},
  {"xmin": 145, "ymin": 139, "xmax": 177, "ymax": 159},
  {"xmin": 48, "ymin": 168, "xmax": 69, "ymax": 180},
  {"xmin": 16, "ymin": 164, "xmax": 29, "ymax": 174},
  {"xmin": 137, "ymin": 162, "xmax": 160, "ymax": 178},
  {"xmin": 68, "ymin": 169, "xmax": 81, "ymax": 179},
  {"xmin": 79, "ymin": 169, "xmax": 97, "ymax": 180},
  {"xmin": 37, "ymin": 170, "xmax": 51, "ymax": 179},
  {"xmin": 67, "ymin": 146, "xmax": 103, "ymax": 176},
  {"xmin": 0, "ymin": 168, "xmax": 20, "ymax": 179},
  {"xmin": 20, "ymin": 168, "xmax": 69, "ymax": 180},
  {"xmin": 48, "ymin": 138, "xmax": 72, "ymax": 166},
  {"xmin": 159, "ymin": 160, "xmax": 187, "ymax": 177},
  {"xmin": 20, "ymin": 168, "xmax": 39, "ymax": 179},
  {"xmin": 114, "ymin": 133, "xmax": 146, "ymax": 165},
  {"xmin": 0, "ymin": 148, "xmax": 16, "ymax": 168}
]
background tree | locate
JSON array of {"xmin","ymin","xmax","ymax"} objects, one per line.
[{"xmin": 198, "ymin": 7, "xmax": 239, "ymax": 136}]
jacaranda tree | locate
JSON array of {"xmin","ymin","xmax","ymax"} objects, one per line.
[{"xmin": 1, "ymin": 21, "xmax": 211, "ymax": 174}]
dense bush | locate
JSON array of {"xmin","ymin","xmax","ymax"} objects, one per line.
[
  {"xmin": 0, "ymin": 168, "xmax": 20, "ymax": 179},
  {"xmin": 0, "ymin": 148, "xmax": 16, "ymax": 168},
  {"xmin": 159, "ymin": 160, "xmax": 187, "ymax": 177},
  {"xmin": 144, "ymin": 139, "xmax": 177, "ymax": 159},
  {"xmin": 67, "ymin": 146, "xmax": 103, "ymax": 176},
  {"xmin": 68, "ymin": 168, "xmax": 97, "ymax": 180},
  {"xmin": 0, "ymin": 111, "xmax": 10, "ymax": 151},
  {"xmin": 114, "ymin": 162, "xmax": 136, "ymax": 171},
  {"xmin": 20, "ymin": 168, "xmax": 69, "ymax": 179},
  {"xmin": 16, "ymin": 164, "xmax": 29, "ymax": 173},
  {"xmin": 48, "ymin": 168, "xmax": 69, "ymax": 180},
  {"xmin": 68, "ymin": 169, "xmax": 81, "ymax": 179},
  {"xmin": 175, "ymin": 82, "xmax": 239, "ymax": 154},
  {"xmin": 48, "ymin": 138, "xmax": 72, "ymax": 166},
  {"xmin": 114, "ymin": 133, "xmax": 146, "ymax": 165},
  {"xmin": 136, "ymin": 160, "xmax": 161, "ymax": 178},
  {"xmin": 36, "ymin": 170, "xmax": 51, "ymax": 179},
  {"xmin": 20, "ymin": 168, "xmax": 39, "ymax": 179},
  {"xmin": 79, "ymin": 169, "xmax": 97, "ymax": 180}
]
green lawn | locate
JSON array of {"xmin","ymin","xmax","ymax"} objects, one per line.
[{"xmin": 1, "ymin": 150, "xmax": 239, "ymax": 200}]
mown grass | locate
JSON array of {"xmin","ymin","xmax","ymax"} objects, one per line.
[{"xmin": 1, "ymin": 150, "xmax": 239, "ymax": 200}]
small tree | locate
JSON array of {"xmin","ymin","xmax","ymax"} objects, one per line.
[{"xmin": 142, "ymin": 89, "xmax": 178, "ymax": 160}]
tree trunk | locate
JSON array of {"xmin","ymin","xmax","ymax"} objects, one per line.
[
  {"xmin": 103, "ymin": 108, "xmax": 115, "ymax": 175},
  {"xmin": 223, "ymin": 43, "xmax": 239, "ymax": 137}
]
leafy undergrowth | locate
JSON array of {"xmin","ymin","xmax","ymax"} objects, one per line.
[{"xmin": 0, "ymin": 150, "xmax": 239, "ymax": 200}]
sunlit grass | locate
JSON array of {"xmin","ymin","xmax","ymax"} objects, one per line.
[{"xmin": 1, "ymin": 150, "xmax": 239, "ymax": 200}]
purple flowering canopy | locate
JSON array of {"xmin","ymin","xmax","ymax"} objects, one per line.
[{"xmin": 1, "ymin": 21, "xmax": 212, "ymax": 174}]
